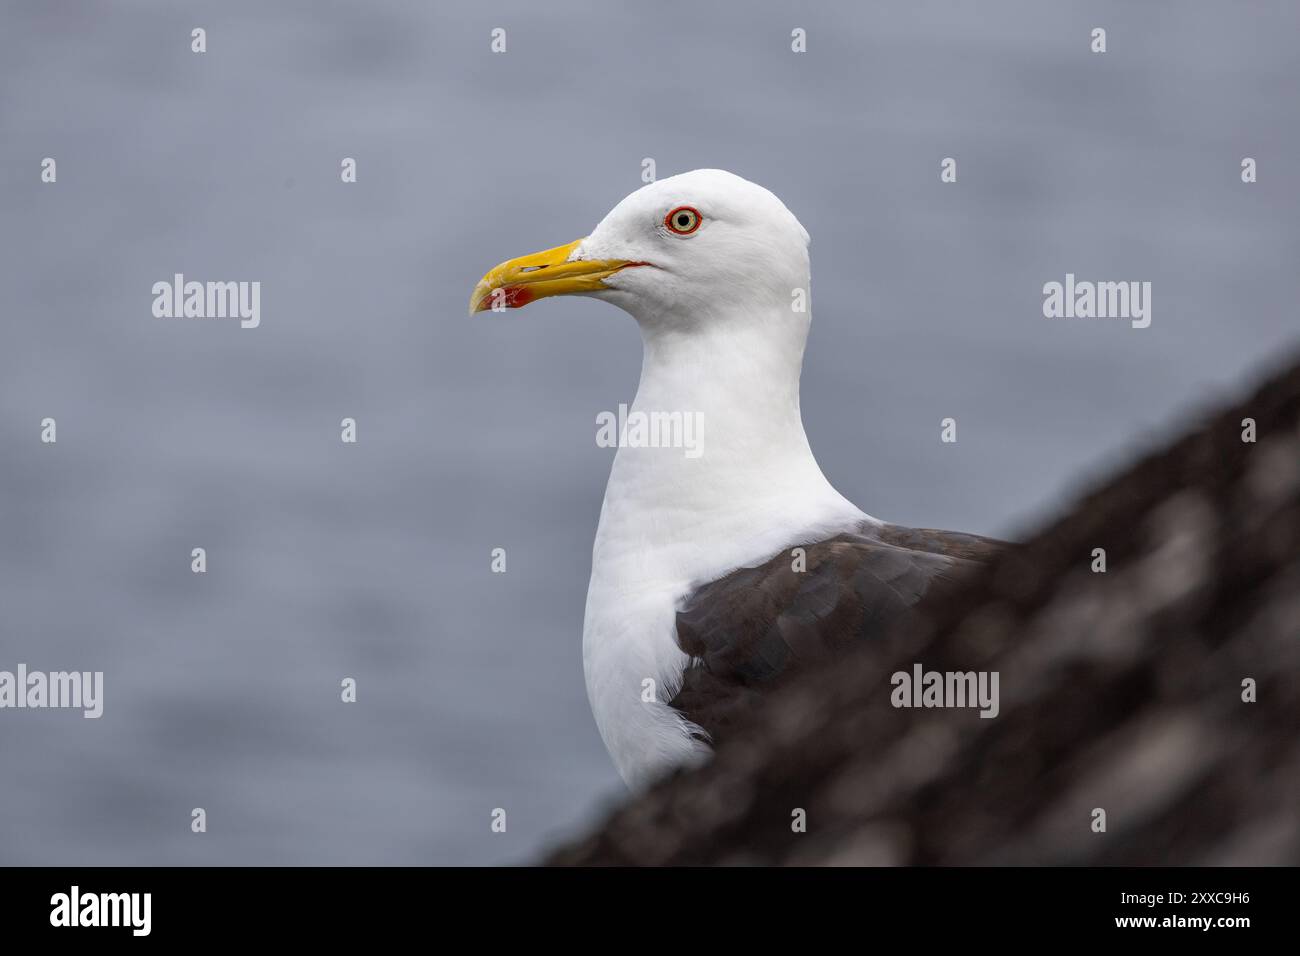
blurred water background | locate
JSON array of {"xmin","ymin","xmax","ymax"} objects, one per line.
[{"xmin": 1, "ymin": 0, "xmax": 1296, "ymax": 863}]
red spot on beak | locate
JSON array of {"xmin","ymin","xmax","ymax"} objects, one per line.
[{"xmin": 480, "ymin": 285, "xmax": 536, "ymax": 312}]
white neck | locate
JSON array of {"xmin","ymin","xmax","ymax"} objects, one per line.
[{"xmin": 582, "ymin": 298, "xmax": 869, "ymax": 788}]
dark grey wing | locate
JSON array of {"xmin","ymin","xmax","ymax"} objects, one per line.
[
  {"xmin": 872, "ymin": 522, "xmax": 1008, "ymax": 563},
  {"xmin": 670, "ymin": 526, "xmax": 1008, "ymax": 745}
]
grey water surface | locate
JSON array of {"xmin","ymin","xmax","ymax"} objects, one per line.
[{"xmin": 1, "ymin": 0, "xmax": 1296, "ymax": 864}]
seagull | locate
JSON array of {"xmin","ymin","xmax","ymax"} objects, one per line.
[{"xmin": 471, "ymin": 169, "xmax": 1007, "ymax": 789}]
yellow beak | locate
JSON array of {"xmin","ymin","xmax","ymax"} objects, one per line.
[{"xmin": 469, "ymin": 238, "xmax": 643, "ymax": 315}]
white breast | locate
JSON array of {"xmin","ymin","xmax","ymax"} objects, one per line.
[
  {"xmin": 581, "ymin": 315, "xmax": 870, "ymax": 787},
  {"xmin": 582, "ymin": 504, "xmax": 867, "ymax": 789}
]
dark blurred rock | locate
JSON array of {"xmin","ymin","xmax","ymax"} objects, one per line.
[{"xmin": 546, "ymin": 353, "xmax": 1300, "ymax": 866}]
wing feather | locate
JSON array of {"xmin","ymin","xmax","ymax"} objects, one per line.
[{"xmin": 670, "ymin": 524, "xmax": 1008, "ymax": 744}]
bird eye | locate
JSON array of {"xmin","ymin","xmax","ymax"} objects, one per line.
[{"xmin": 664, "ymin": 206, "xmax": 702, "ymax": 236}]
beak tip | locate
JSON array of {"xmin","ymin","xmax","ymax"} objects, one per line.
[{"xmin": 468, "ymin": 284, "xmax": 491, "ymax": 316}]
